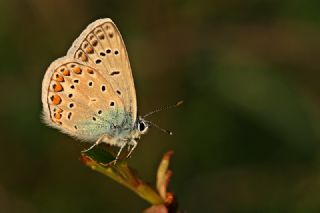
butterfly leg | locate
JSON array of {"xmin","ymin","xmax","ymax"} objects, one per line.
[
  {"xmin": 126, "ymin": 140, "xmax": 138, "ymax": 158},
  {"xmin": 114, "ymin": 141, "xmax": 127, "ymax": 162},
  {"xmin": 81, "ymin": 135, "xmax": 105, "ymax": 153}
]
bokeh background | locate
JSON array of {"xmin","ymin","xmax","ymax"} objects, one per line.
[{"xmin": 1, "ymin": 0, "xmax": 320, "ymax": 212}]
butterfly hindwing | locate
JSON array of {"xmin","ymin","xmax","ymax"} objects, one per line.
[{"xmin": 42, "ymin": 57, "xmax": 126, "ymax": 142}]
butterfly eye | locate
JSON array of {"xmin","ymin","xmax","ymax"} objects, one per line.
[
  {"xmin": 138, "ymin": 121, "xmax": 148, "ymax": 133},
  {"xmin": 139, "ymin": 122, "xmax": 145, "ymax": 131}
]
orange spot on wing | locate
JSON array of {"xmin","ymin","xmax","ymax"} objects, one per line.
[
  {"xmin": 51, "ymin": 95, "xmax": 62, "ymax": 105},
  {"xmin": 73, "ymin": 66, "xmax": 82, "ymax": 74},
  {"xmin": 81, "ymin": 54, "xmax": 88, "ymax": 62},
  {"xmin": 55, "ymin": 74, "xmax": 64, "ymax": 82},
  {"xmin": 53, "ymin": 83, "xmax": 63, "ymax": 92},
  {"xmin": 54, "ymin": 112, "xmax": 62, "ymax": 119},
  {"xmin": 56, "ymin": 108, "xmax": 63, "ymax": 113},
  {"xmin": 63, "ymin": 69, "xmax": 70, "ymax": 76},
  {"xmin": 86, "ymin": 46, "xmax": 94, "ymax": 54},
  {"xmin": 87, "ymin": 68, "xmax": 94, "ymax": 74}
]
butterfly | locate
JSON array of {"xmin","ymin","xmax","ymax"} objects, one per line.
[{"xmin": 41, "ymin": 18, "xmax": 155, "ymax": 161}]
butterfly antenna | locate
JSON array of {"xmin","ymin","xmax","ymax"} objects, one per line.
[
  {"xmin": 147, "ymin": 120, "xmax": 173, "ymax": 135},
  {"xmin": 143, "ymin": 100, "xmax": 184, "ymax": 118}
]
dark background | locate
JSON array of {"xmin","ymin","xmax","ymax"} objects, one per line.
[{"xmin": 1, "ymin": 0, "xmax": 320, "ymax": 212}]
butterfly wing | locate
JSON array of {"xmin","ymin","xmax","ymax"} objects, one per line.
[
  {"xmin": 42, "ymin": 57, "xmax": 128, "ymax": 142},
  {"xmin": 67, "ymin": 18, "xmax": 137, "ymax": 127}
]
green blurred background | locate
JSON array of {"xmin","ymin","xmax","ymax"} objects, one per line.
[{"xmin": 1, "ymin": 0, "xmax": 320, "ymax": 212}]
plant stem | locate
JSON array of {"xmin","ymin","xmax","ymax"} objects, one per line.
[{"xmin": 80, "ymin": 154, "xmax": 164, "ymax": 205}]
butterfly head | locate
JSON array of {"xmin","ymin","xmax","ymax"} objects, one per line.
[{"xmin": 136, "ymin": 117, "xmax": 149, "ymax": 135}]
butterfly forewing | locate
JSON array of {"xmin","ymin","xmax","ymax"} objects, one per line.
[
  {"xmin": 67, "ymin": 18, "xmax": 137, "ymax": 127},
  {"xmin": 42, "ymin": 57, "xmax": 125, "ymax": 142}
]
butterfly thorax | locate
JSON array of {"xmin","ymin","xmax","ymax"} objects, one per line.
[{"xmin": 101, "ymin": 116, "xmax": 149, "ymax": 147}]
